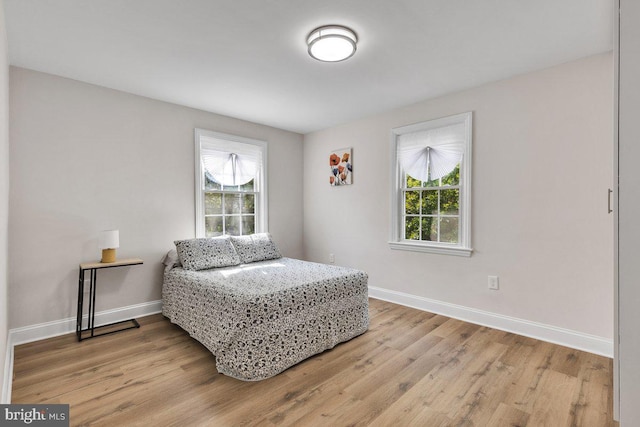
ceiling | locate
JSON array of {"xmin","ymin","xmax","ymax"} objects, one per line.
[{"xmin": 3, "ymin": 0, "xmax": 613, "ymax": 134}]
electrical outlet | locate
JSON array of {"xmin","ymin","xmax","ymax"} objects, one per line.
[
  {"xmin": 329, "ymin": 253, "xmax": 335, "ymax": 264},
  {"xmin": 488, "ymin": 276, "xmax": 499, "ymax": 290}
]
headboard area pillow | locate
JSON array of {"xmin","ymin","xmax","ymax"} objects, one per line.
[
  {"xmin": 174, "ymin": 236, "xmax": 241, "ymax": 271},
  {"xmin": 230, "ymin": 233, "xmax": 282, "ymax": 264},
  {"xmin": 161, "ymin": 248, "xmax": 182, "ymax": 274}
]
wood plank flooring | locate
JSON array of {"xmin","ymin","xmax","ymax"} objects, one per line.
[{"xmin": 11, "ymin": 299, "xmax": 617, "ymax": 426}]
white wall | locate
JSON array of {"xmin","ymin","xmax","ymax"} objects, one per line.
[
  {"xmin": 9, "ymin": 67, "xmax": 303, "ymax": 329},
  {"xmin": 0, "ymin": 0, "xmax": 9, "ymax": 404},
  {"xmin": 303, "ymin": 53, "xmax": 613, "ymax": 341}
]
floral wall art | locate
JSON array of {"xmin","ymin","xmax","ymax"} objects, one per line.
[{"xmin": 329, "ymin": 147, "xmax": 352, "ymax": 186}]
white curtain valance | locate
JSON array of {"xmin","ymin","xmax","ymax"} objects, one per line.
[
  {"xmin": 397, "ymin": 123, "xmax": 465, "ymax": 182},
  {"xmin": 201, "ymin": 137, "xmax": 262, "ymax": 186}
]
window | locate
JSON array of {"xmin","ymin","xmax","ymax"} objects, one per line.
[
  {"xmin": 195, "ymin": 129, "xmax": 268, "ymax": 238},
  {"xmin": 389, "ymin": 112, "xmax": 472, "ymax": 256}
]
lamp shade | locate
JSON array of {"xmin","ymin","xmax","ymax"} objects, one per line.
[{"xmin": 99, "ymin": 230, "xmax": 119, "ymax": 249}]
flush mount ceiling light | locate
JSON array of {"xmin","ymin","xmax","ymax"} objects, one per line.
[{"xmin": 307, "ymin": 25, "xmax": 358, "ymax": 62}]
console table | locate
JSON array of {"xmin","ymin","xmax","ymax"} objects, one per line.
[{"xmin": 76, "ymin": 258, "xmax": 144, "ymax": 341}]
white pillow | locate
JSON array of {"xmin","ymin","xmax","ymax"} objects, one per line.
[{"xmin": 161, "ymin": 249, "xmax": 181, "ymax": 274}]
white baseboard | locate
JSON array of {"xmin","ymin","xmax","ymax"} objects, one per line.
[
  {"xmin": 9, "ymin": 300, "xmax": 162, "ymax": 346},
  {"xmin": 368, "ymin": 286, "xmax": 613, "ymax": 358},
  {"xmin": 1, "ymin": 300, "xmax": 162, "ymax": 403}
]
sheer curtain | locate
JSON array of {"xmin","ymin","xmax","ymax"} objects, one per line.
[
  {"xmin": 397, "ymin": 122, "xmax": 465, "ymax": 181},
  {"xmin": 201, "ymin": 137, "xmax": 262, "ymax": 186}
]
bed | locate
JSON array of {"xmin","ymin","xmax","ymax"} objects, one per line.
[{"xmin": 161, "ymin": 234, "xmax": 369, "ymax": 381}]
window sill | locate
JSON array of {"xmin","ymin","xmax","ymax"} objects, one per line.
[{"xmin": 388, "ymin": 241, "xmax": 473, "ymax": 257}]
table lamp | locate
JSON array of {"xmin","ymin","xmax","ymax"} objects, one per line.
[{"xmin": 99, "ymin": 230, "xmax": 119, "ymax": 263}]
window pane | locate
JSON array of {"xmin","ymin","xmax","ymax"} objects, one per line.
[
  {"xmin": 440, "ymin": 189, "xmax": 460, "ymax": 215},
  {"xmin": 224, "ymin": 194, "xmax": 241, "ymax": 214},
  {"xmin": 440, "ymin": 217, "xmax": 459, "ymax": 243},
  {"xmin": 406, "ymin": 175, "xmax": 422, "ymax": 188},
  {"xmin": 405, "ymin": 191, "xmax": 420, "ymax": 215},
  {"xmin": 204, "ymin": 173, "xmax": 221, "ymax": 190},
  {"xmin": 205, "ymin": 216, "xmax": 223, "ymax": 237},
  {"xmin": 423, "ymin": 176, "xmax": 440, "ymax": 188},
  {"xmin": 421, "ymin": 216, "xmax": 437, "ymax": 241},
  {"xmin": 441, "ymin": 164, "xmax": 460, "ymax": 186},
  {"xmin": 223, "ymin": 184, "xmax": 240, "ymax": 191},
  {"xmin": 405, "ymin": 216, "xmax": 420, "ymax": 240},
  {"xmin": 422, "ymin": 190, "xmax": 438, "ymax": 215},
  {"xmin": 240, "ymin": 179, "xmax": 255, "ymax": 192},
  {"xmin": 242, "ymin": 216, "xmax": 255, "ymax": 235},
  {"xmin": 243, "ymin": 194, "xmax": 255, "ymax": 214},
  {"xmin": 226, "ymin": 216, "xmax": 241, "ymax": 236},
  {"xmin": 205, "ymin": 193, "xmax": 222, "ymax": 215}
]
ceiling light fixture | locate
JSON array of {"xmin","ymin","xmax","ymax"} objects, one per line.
[{"xmin": 307, "ymin": 25, "xmax": 358, "ymax": 62}]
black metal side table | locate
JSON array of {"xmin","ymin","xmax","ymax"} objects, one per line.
[{"xmin": 76, "ymin": 258, "xmax": 144, "ymax": 341}]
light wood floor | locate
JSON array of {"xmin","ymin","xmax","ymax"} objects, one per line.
[{"xmin": 12, "ymin": 299, "xmax": 616, "ymax": 426}]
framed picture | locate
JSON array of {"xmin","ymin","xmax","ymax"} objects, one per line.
[{"xmin": 329, "ymin": 147, "xmax": 352, "ymax": 186}]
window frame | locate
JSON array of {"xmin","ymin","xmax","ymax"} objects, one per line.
[
  {"xmin": 389, "ymin": 112, "xmax": 473, "ymax": 257},
  {"xmin": 194, "ymin": 128, "xmax": 268, "ymax": 238}
]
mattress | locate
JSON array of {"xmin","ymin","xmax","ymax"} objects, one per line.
[{"xmin": 162, "ymin": 257, "xmax": 369, "ymax": 381}]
